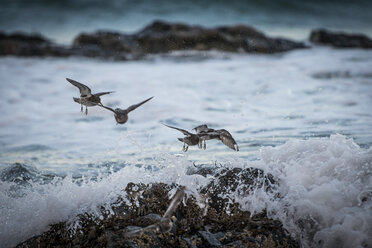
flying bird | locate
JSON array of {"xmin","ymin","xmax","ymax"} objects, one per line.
[
  {"xmin": 99, "ymin": 97, "xmax": 153, "ymax": 124},
  {"xmin": 163, "ymin": 124, "xmax": 201, "ymax": 152},
  {"xmin": 193, "ymin": 124, "xmax": 217, "ymax": 149},
  {"xmin": 123, "ymin": 187, "xmax": 185, "ymax": 238},
  {"xmin": 194, "ymin": 124, "xmax": 239, "ymax": 151},
  {"xmin": 66, "ymin": 78, "xmax": 113, "ymax": 115}
]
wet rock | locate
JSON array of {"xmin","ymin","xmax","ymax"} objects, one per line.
[
  {"xmin": 201, "ymin": 167, "xmax": 277, "ymax": 213},
  {"xmin": 309, "ymin": 29, "xmax": 372, "ymax": 48},
  {"xmin": 17, "ymin": 167, "xmax": 298, "ymax": 248},
  {"xmin": 225, "ymin": 240, "xmax": 245, "ymax": 248},
  {"xmin": 72, "ymin": 31, "xmax": 141, "ymax": 60},
  {"xmin": 1, "ymin": 21, "xmax": 306, "ymax": 60},
  {"xmin": 186, "ymin": 164, "xmax": 220, "ymax": 177},
  {"xmin": 198, "ymin": 230, "xmax": 222, "ymax": 247},
  {"xmin": 182, "ymin": 237, "xmax": 198, "ymax": 248},
  {"xmin": 133, "ymin": 20, "xmax": 306, "ymax": 54},
  {"xmin": 0, "ymin": 32, "xmax": 72, "ymax": 57}
]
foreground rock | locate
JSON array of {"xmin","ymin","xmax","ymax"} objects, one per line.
[
  {"xmin": 310, "ymin": 29, "xmax": 372, "ymax": 48},
  {"xmin": 17, "ymin": 167, "xmax": 298, "ymax": 248},
  {"xmin": 1, "ymin": 21, "xmax": 306, "ymax": 60}
]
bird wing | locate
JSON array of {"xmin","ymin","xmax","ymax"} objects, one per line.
[
  {"xmin": 123, "ymin": 223, "xmax": 159, "ymax": 238},
  {"xmin": 126, "ymin": 97, "xmax": 153, "ymax": 113},
  {"xmin": 162, "ymin": 124, "xmax": 191, "ymax": 136},
  {"xmin": 193, "ymin": 124, "xmax": 207, "ymax": 133},
  {"xmin": 73, "ymin": 97, "xmax": 82, "ymax": 104},
  {"xmin": 218, "ymin": 129, "xmax": 239, "ymax": 151},
  {"xmin": 94, "ymin": 91, "xmax": 115, "ymax": 97},
  {"xmin": 66, "ymin": 78, "xmax": 91, "ymax": 96},
  {"xmin": 163, "ymin": 187, "xmax": 185, "ymax": 218},
  {"xmin": 98, "ymin": 104, "xmax": 116, "ymax": 113}
]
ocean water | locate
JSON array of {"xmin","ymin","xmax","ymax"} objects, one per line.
[
  {"xmin": 0, "ymin": 47, "xmax": 371, "ymax": 247},
  {"xmin": 1, "ymin": 0, "xmax": 372, "ymax": 43}
]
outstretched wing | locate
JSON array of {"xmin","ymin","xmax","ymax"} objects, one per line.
[
  {"xmin": 73, "ymin": 97, "xmax": 82, "ymax": 104},
  {"xmin": 163, "ymin": 124, "xmax": 191, "ymax": 136},
  {"xmin": 163, "ymin": 187, "xmax": 185, "ymax": 218},
  {"xmin": 126, "ymin": 97, "xmax": 153, "ymax": 113},
  {"xmin": 193, "ymin": 124, "xmax": 208, "ymax": 133},
  {"xmin": 98, "ymin": 104, "xmax": 116, "ymax": 113},
  {"xmin": 94, "ymin": 91, "xmax": 115, "ymax": 97},
  {"xmin": 123, "ymin": 223, "xmax": 159, "ymax": 238},
  {"xmin": 66, "ymin": 78, "xmax": 92, "ymax": 97},
  {"xmin": 193, "ymin": 124, "xmax": 215, "ymax": 134},
  {"xmin": 218, "ymin": 129, "xmax": 239, "ymax": 151}
]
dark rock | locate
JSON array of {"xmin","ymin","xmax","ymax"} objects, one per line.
[
  {"xmin": 198, "ymin": 230, "xmax": 222, "ymax": 247},
  {"xmin": 72, "ymin": 31, "xmax": 141, "ymax": 60},
  {"xmin": 1, "ymin": 21, "xmax": 306, "ymax": 60},
  {"xmin": 201, "ymin": 167, "xmax": 277, "ymax": 213},
  {"xmin": 182, "ymin": 237, "xmax": 198, "ymax": 248},
  {"xmin": 134, "ymin": 20, "xmax": 306, "ymax": 54},
  {"xmin": 225, "ymin": 240, "xmax": 245, "ymax": 248},
  {"xmin": 213, "ymin": 231, "xmax": 225, "ymax": 241},
  {"xmin": 186, "ymin": 164, "xmax": 221, "ymax": 177},
  {"xmin": 16, "ymin": 167, "xmax": 298, "ymax": 248},
  {"xmin": 309, "ymin": 29, "xmax": 372, "ymax": 48},
  {"xmin": 0, "ymin": 32, "xmax": 72, "ymax": 57}
]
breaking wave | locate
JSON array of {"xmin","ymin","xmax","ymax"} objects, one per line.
[{"xmin": 1, "ymin": 135, "xmax": 371, "ymax": 248}]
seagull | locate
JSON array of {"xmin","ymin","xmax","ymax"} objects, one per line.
[
  {"xmin": 123, "ymin": 187, "xmax": 185, "ymax": 238},
  {"xmin": 98, "ymin": 97, "xmax": 153, "ymax": 124},
  {"xmin": 163, "ymin": 124, "xmax": 201, "ymax": 152},
  {"xmin": 66, "ymin": 78, "xmax": 114, "ymax": 115},
  {"xmin": 194, "ymin": 124, "xmax": 239, "ymax": 151}
]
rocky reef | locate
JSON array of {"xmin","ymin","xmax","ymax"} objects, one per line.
[
  {"xmin": 16, "ymin": 167, "xmax": 298, "ymax": 248},
  {"xmin": 310, "ymin": 29, "xmax": 372, "ymax": 48},
  {"xmin": 1, "ymin": 21, "xmax": 306, "ymax": 60},
  {"xmin": 0, "ymin": 33, "xmax": 72, "ymax": 57}
]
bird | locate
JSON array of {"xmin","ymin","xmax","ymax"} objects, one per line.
[
  {"xmin": 98, "ymin": 97, "xmax": 153, "ymax": 124},
  {"xmin": 163, "ymin": 124, "xmax": 201, "ymax": 152},
  {"xmin": 193, "ymin": 124, "xmax": 217, "ymax": 149},
  {"xmin": 194, "ymin": 124, "xmax": 239, "ymax": 151},
  {"xmin": 123, "ymin": 187, "xmax": 185, "ymax": 238},
  {"xmin": 66, "ymin": 78, "xmax": 114, "ymax": 115}
]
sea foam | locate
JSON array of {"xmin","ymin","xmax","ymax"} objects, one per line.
[{"xmin": 253, "ymin": 134, "xmax": 372, "ymax": 248}]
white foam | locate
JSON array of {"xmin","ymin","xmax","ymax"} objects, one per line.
[
  {"xmin": 0, "ymin": 153, "xmax": 209, "ymax": 248},
  {"xmin": 244, "ymin": 134, "xmax": 372, "ymax": 248}
]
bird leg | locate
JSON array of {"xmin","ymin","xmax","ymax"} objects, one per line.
[
  {"xmin": 85, "ymin": 107, "xmax": 88, "ymax": 115},
  {"xmin": 80, "ymin": 104, "xmax": 83, "ymax": 112},
  {"xmin": 182, "ymin": 143, "xmax": 189, "ymax": 152},
  {"xmin": 203, "ymin": 140, "xmax": 207, "ymax": 150}
]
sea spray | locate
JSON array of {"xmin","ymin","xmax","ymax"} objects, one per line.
[
  {"xmin": 253, "ymin": 134, "xmax": 372, "ymax": 248},
  {"xmin": 1, "ymin": 135, "xmax": 370, "ymax": 247}
]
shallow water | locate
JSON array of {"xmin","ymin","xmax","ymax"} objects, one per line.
[{"xmin": 0, "ymin": 47, "xmax": 372, "ymax": 247}]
